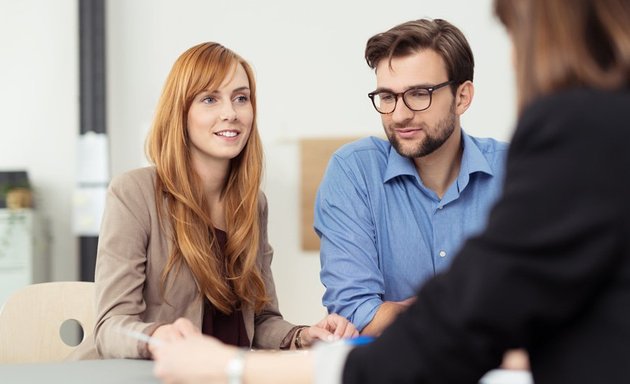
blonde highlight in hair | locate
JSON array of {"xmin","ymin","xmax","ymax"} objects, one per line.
[
  {"xmin": 495, "ymin": 0, "xmax": 630, "ymax": 113},
  {"xmin": 146, "ymin": 42, "xmax": 268, "ymax": 314}
]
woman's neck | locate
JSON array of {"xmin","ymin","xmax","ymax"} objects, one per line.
[
  {"xmin": 190, "ymin": 155, "xmax": 230, "ymax": 230},
  {"xmin": 191, "ymin": 154, "xmax": 230, "ymax": 197}
]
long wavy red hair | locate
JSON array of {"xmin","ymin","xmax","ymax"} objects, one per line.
[{"xmin": 146, "ymin": 42, "xmax": 268, "ymax": 314}]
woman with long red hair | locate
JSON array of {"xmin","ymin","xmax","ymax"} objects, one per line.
[{"xmin": 72, "ymin": 42, "xmax": 357, "ymax": 360}]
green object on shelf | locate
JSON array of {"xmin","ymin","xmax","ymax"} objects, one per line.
[{"xmin": 0, "ymin": 171, "xmax": 31, "ymax": 209}]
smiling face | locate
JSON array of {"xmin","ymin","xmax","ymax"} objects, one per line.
[
  {"xmin": 186, "ymin": 63, "xmax": 254, "ymax": 169},
  {"xmin": 375, "ymin": 50, "xmax": 460, "ymax": 159}
]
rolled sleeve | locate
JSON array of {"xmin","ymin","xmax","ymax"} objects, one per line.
[{"xmin": 316, "ymin": 155, "xmax": 385, "ymax": 331}]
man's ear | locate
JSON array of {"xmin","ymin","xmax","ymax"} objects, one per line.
[{"xmin": 455, "ymin": 81, "xmax": 474, "ymax": 115}]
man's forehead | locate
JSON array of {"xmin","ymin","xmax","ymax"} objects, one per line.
[{"xmin": 375, "ymin": 51, "xmax": 448, "ymax": 88}]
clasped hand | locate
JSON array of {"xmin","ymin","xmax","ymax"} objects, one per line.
[
  {"xmin": 297, "ymin": 313, "xmax": 359, "ymax": 347},
  {"xmin": 150, "ymin": 313, "xmax": 358, "ymax": 354}
]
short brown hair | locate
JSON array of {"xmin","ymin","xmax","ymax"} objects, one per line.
[
  {"xmin": 495, "ymin": 0, "xmax": 630, "ymax": 112},
  {"xmin": 365, "ymin": 19, "xmax": 474, "ymax": 89}
]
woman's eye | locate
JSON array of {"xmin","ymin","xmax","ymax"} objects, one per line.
[
  {"xmin": 202, "ymin": 96, "xmax": 217, "ymax": 104},
  {"xmin": 234, "ymin": 95, "xmax": 249, "ymax": 103}
]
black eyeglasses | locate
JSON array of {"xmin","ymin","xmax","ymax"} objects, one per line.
[{"xmin": 367, "ymin": 80, "xmax": 455, "ymax": 114}]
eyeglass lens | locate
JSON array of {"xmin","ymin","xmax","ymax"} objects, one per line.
[{"xmin": 372, "ymin": 88, "xmax": 431, "ymax": 113}]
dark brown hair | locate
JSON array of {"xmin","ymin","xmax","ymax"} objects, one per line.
[
  {"xmin": 495, "ymin": 0, "xmax": 630, "ymax": 112},
  {"xmin": 365, "ymin": 19, "xmax": 475, "ymax": 92}
]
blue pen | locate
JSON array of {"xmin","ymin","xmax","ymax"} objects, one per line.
[{"xmin": 345, "ymin": 335, "xmax": 375, "ymax": 346}]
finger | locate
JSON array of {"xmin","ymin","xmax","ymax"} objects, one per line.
[
  {"xmin": 173, "ymin": 317, "xmax": 200, "ymax": 337},
  {"xmin": 331, "ymin": 320, "xmax": 348, "ymax": 338},
  {"xmin": 342, "ymin": 323, "xmax": 359, "ymax": 339},
  {"xmin": 306, "ymin": 326, "xmax": 334, "ymax": 344},
  {"xmin": 327, "ymin": 314, "xmax": 351, "ymax": 337},
  {"xmin": 323, "ymin": 314, "xmax": 341, "ymax": 330},
  {"xmin": 162, "ymin": 328, "xmax": 182, "ymax": 342},
  {"xmin": 153, "ymin": 325, "xmax": 178, "ymax": 342}
]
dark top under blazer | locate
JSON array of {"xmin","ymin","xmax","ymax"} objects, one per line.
[{"xmin": 343, "ymin": 87, "xmax": 630, "ymax": 384}]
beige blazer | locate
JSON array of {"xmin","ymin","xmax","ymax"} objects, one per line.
[{"xmin": 70, "ymin": 167, "xmax": 295, "ymax": 359}]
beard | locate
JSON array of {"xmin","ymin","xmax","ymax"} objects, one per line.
[{"xmin": 386, "ymin": 101, "xmax": 457, "ymax": 159}]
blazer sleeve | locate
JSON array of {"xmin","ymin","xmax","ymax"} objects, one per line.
[
  {"xmin": 251, "ymin": 192, "xmax": 297, "ymax": 349},
  {"xmin": 343, "ymin": 91, "xmax": 629, "ymax": 383},
  {"xmin": 93, "ymin": 171, "xmax": 161, "ymax": 359}
]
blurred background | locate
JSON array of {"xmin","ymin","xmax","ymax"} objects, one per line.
[{"xmin": 0, "ymin": 0, "xmax": 514, "ymax": 325}]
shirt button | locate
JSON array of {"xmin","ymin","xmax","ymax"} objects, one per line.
[
  {"xmin": 439, "ymin": 250, "xmax": 447, "ymax": 257},
  {"xmin": 438, "ymin": 205, "xmax": 443, "ymax": 210}
]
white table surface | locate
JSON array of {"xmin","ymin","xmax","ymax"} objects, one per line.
[
  {"xmin": 0, "ymin": 359, "xmax": 533, "ymax": 384},
  {"xmin": 0, "ymin": 359, "xmax": 159, "ymax": 384}
]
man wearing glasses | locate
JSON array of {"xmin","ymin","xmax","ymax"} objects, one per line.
[{"xmin": 315, "ymin": 19, "xmax": 508, "ymax": 337}]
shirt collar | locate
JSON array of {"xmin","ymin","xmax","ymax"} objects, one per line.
[
  {"xmin": 383, "ymin": 145, "xmax": 418, "ymax": 183},
  {"xmin": 382, "ymin": 130, "xmax": 495, "ymax": 185},
  {"xmin": 456, "ymin": 130, "xmax": 495, "ymax": 192}
]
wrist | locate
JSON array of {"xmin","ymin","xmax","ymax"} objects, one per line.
[
  {"xmin": 225, "ymin": 348, "xmax": 247, "ymax": 384},
  {"xmin": 294, "ymin": 326, "xmax": 308, "ymax": 349}
]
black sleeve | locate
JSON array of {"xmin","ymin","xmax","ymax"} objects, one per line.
[{"xmin": 343, "ymin": 90, "xmax": 628, "ymax": 384}]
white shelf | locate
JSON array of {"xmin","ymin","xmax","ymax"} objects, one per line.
[{"xmin": 0, "ymin": 209, "xmax": 49, "ymax": 307}]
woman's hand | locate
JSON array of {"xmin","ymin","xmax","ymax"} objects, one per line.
[
  {"xmin": 153, "ymin": 333, "xmax": 238, "ymax": 384},
  {"xmin": 149, "ymin": 317, "xmax": 201, "ymax": 356},
  {"xmin": 299, "ymin": 313, "xmax": 359, "ymax": 348}
]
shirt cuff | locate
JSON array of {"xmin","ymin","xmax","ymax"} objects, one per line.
[{"xmin": 351, "ymin": 298, "xmax": 382, "ymax": 332}]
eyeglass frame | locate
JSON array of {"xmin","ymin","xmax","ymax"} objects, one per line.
[{"xmin": 367, "ymin": 80, "xmax": 456, "ymax": 114}]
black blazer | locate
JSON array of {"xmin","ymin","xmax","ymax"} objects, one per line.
[{"xmin": 343, "ymin": 87, "xmax": 630, "ymax": 384}]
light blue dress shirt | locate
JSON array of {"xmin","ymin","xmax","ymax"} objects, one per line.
[{"xmin": 315, "ymin": 131, "xmax": 508, "ymax": 331}]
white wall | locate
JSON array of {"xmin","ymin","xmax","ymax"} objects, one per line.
[
  {"xmin": 0, "ymin": 0, "xmax": 78, "ymax": 282},
  {"xmin": 0, "ymin": 0, "xmax": 515, "ymax": 325}
]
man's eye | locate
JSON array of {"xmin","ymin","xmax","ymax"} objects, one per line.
[
  {"xmin": 379, "ymin": 93, "xmax": 396, "ymax": 103},
  {"xmin": 407, "ymin": 89, "xmax": 430, "ymax": 98}
]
